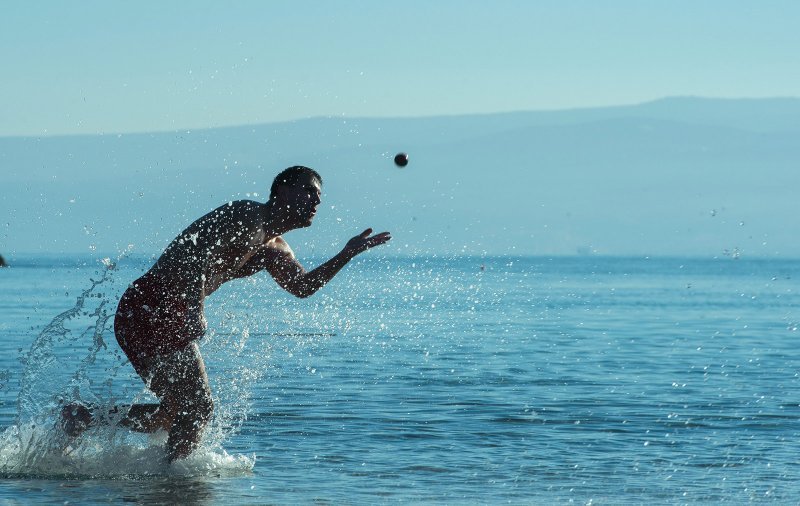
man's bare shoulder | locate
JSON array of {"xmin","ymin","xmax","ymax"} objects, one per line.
[
  {"xmin": 233, "ymin": 236, "xmax": 298, "ymax": 278},
  {"xmin": 208, "ymin": 199, "xmax": 263, "ymax": 221},
  {"xmin": 263, "ymin": 236, "xmax": 295, "ymax": 257}
]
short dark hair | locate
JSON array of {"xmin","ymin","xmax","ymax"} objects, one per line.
[{"xmin": 269, "ymin": 166, "xmax": 322, "ymax": 200}]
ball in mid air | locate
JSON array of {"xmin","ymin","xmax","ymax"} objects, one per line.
[{"xmin": 394, "ymin": 153, "xmax": 409, "ymax": 167}]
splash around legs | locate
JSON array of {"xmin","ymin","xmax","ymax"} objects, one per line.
[
  {"xmin": 61, "ymin": 343, "xmax": 213, "ymax": 463},
  {"xmin": 122, "ymin": 343, "xmax": 213, "ymax": 462}
]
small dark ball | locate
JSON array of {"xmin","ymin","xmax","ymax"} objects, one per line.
[{"xmin": 394, "ymin": 153, "xmax": 409, "ymax": 167}]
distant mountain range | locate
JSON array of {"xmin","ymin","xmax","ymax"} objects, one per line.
[{"xmin": 1, "ymin": 97, "xmax": 798, "ymax": 258}]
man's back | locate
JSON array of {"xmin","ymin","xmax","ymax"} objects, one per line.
[{"xmin": 149, "ymin": 200, "xmax": 272, "ymax": 295}]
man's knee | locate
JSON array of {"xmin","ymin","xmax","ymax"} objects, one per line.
[{"xmin": 179, "ymin": 382, "xmax": 213, "ymax": 423}]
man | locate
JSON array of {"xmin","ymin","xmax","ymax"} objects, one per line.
[{"xmin": 62, "ymin": 166, "xmax": 390, "ymax": 461}]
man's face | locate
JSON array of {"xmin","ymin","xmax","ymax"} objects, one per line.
[{"xmin": 275, "ymin": 174, "xmax": 322, "ymax": 227}]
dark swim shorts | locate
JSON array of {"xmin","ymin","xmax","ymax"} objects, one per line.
[{"xmin": 114, "ymin": 274, "xmax": 199, "ymax": 378}]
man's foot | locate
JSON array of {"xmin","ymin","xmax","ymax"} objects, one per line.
[{"xmin": 60, "ymin": 402, "xmax": 94, "ymax": 437}]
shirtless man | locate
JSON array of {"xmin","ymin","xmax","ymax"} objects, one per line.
[{"xmin": 64, "ymin": 166, "xmax": 390, "ymax": 461}]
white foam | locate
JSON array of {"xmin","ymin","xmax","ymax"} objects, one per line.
[{"xmin": 0, "ymin": 422, "xmax": 255, "ymax": 478}]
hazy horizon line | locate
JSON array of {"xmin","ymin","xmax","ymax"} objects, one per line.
[{"xmin": 4, "ymin": 94, "xmax": 798, "ymax": 140}]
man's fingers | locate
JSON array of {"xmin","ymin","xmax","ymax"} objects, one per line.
[
  {"xmin": 366, "ymin": 232, "xmax": 391, "ymax": 248},
  {"xmin": 349, "ymin": 229, "xmax": 390, "ymax": 251}
]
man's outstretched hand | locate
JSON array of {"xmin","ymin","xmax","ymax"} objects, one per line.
[{"xmin": 343, "ymin": 228, "xmax": 391, "ymax": 256}]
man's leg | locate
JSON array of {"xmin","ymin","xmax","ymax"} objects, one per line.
[
  {"xmin": 119, "ymin": 403, "xmax": 169, "ymax": 432},
  {"xmin": 117, "ymin": 356, "xmax": 176, "ymax": 433},
  {"xmin": 62, "ymin": 402, "xmax": 168, "ymax": 436},
  {"xmin": 120, "ymin": 342, "xmax": 213, "ymax": 461},
  {"xmin": 153, "ymin": 342, "xmax": 213, "ymax": 461}
]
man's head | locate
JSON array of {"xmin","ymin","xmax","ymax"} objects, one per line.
[
  {"xmin": 270, "ymin": 166, "xmax": 322, "ymax": 201},
  {"xmin": 269, "ymin": 166, "xmax": 323, "ymax": 228}
]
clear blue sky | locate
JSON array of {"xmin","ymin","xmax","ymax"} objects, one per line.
[{"xmin": 1, "ymin": 1, "xmax": 799, "ymax": 136}]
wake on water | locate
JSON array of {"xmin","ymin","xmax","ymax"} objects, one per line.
[{"xmin": 0, "ymin": 255, "xmax": 255, "ymax": 478}]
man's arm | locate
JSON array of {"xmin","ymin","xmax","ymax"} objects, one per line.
[{"xmin": 260, "ymin": 228, "xmax": 391, "ymax": 298}]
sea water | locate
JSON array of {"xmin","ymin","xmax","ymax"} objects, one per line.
[{"xmin": 1, "ymin": 254, "xmax": 799, "ymax": 503}]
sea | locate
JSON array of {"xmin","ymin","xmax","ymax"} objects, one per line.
[{"xmin": 1, "ymin": 253, "xmax": 799, "ymax": 504}]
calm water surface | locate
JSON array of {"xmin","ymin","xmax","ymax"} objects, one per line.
[{"xmin": 1, "ymin": 255, "xmax": 799, "ymax": 503}]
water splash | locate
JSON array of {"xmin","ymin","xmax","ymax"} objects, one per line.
[
  {"xmin": 0, "ymin": 253, "xmax": 255, "ymax": 477},
  {"xmin": 16, "ymin": 264, "xmax": 114, "ymax": 425},
  {"xmin": 1, "ymin": 260, "xmax": 117, "ymax": 475}
]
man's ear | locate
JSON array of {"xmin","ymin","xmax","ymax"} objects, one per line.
[{"xmin": 273, "ymin": 184, "xmax": 290, "ymax": 200}]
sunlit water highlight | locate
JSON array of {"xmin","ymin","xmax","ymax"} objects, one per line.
[{"xmin": 1, "ymin": 255, "xmax": 799, "ymax": 503}]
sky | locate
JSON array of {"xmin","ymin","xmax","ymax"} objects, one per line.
[{"xmin": 2, "ymin": 1, "xmax": 799, "ymax": 137}]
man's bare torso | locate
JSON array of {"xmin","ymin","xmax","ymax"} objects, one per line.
[{"xmin": 146, "ymin": 200, "xmax": 291, "ymax": 298}]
